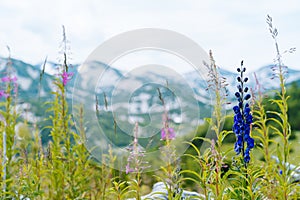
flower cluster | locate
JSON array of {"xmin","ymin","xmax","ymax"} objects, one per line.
[
  {"xmin": 126, "ymin": 122, "xmax": 148, "ymax": 174},
  {"xmin": 0, "ymin": 75, "xmax": 18, "ymax": 99},
  {"xmin": 160, "ymin": 107, "xmax": 176, "ymax": 141},
  {"xmin": 61, "ymin": 71, "xmax": 73, "ymax": 86},
  {"xmin": 161, "ymin": 127, "xmax": 175, "ymax": 140},
  {"xmin": 126, "ymin": 142, "xmax": 147, "ymax": 174},
  {"xmin": 0, "ymin": 90, "xmax": 8, "ymax": 99},
  {"xmin": 2, "ymin": 76, "xmax": 17, "ymax": 83},
  {"xmin": 232, "ymin": 62, "xmax": 254, "ymax": 163}
]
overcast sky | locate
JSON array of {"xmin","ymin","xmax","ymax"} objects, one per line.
[{"xmin": 0, "ymin": 0, "xmax": 299, "ymax": 72}]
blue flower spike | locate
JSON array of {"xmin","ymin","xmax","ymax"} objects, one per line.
[{"xmin": 232, "ymin": 61, "xmax": 254, "ymax": 163}]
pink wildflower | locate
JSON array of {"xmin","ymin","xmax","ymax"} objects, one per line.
[
  {"xmin": 1, "ymin": 76, "xmax": 10, "ymax": 82},
  {"xmin": 0, "ymin": 90, "xmax": 9, "ymax": 99},
  {"xmin": 126, "ymin": 163, "xmax": 134, "ymax": 174},
  {"xmin": 161, "ymin": 127, "xmax": 175, "ymax": 140},
  {"xmin": 1, "ymin": 76, "xmax": 17, "ymax": 83},
  {"xmin": 62, "ymin": 71, "xmax": 73, "ymax": 86},
  {"xmin": 11, "ymin": 76, "xmax": 17, "ymax": 82}
]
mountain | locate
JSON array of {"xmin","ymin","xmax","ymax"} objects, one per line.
[
  {"xmin": 1, "ymin": 57, "xmax": 300, "ymax": 143},
  {"xmin": 1, "ymin": 57, "xmax": 299, "ymax": 109},
  {"xmin": 1, "ymin": 57, "xmax": 300, "ymax": 112}
]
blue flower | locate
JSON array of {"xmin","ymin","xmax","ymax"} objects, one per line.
[
  {"xmin": 235, "ymin": 92, "xmax": 241, "ymax": 98},
  {"xmin": 244, "ymin": 94, "xmax": 251, "ymax": 100},
  {"xmin": 233, "ymin": 106, "xmax": 239, "ymax": 114},
  {"xmin": 232, "ymin": 62, "xmax": 255, "ymax": 163},
  {"xmin": 244, "ymin": 148, "xmax": 251, "ymax": 163},
  {"xmin": 234, "ymin": 135, "xmax": 243, "ymax": 154},
  {"xmin": 247, "ymin": 138, "xmax": 254, "ymax": 149}
]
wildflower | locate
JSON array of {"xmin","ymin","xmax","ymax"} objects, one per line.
[
  {"xmin": 1, "ymin": 75, "xmax": 18, "ymax": 96},
  {"xmin": 0, "ymin": 90, "xmax": 9, "ymax": 99},
  {"xmin": 1, "ymin": 75, "xmax": 17, "ymax": 83},
  {"xmin": 11, "ymin": 76, "xmax": 17, "ymax": 83},
  {"xmin": 126, "ymin": 122, "xmax": 148, "ymax": 174},
  {"xmin": 126, "ymin": 163, "xmax": 134, "ymax": 174},
  {"xmin": 1, "ymin": 76, "xmax": 10, "ymax": 82},
  {"xmin": 61, "ymin": 71, "xmax": 73, "ymax": 86},
  {"xmin": 0, "ymin": 75, "xmax": 17, "ymax": 99},
  {"xmin": 161, "ymin": 127, "xmax": 175, "ymax": 140},
  {"xmin": 13, "ymin": 83, "xmax": 18, "ymax": 94},
  {"xmin": 232, "ymin": 61, "xmax": 254, "ymax": 163}
]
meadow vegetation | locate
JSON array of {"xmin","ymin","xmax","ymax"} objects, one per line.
[{"xmin": 0, "ymin": 16, "xmax": 299, "ymax": 199}]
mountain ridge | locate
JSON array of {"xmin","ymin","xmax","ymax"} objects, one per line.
[
  {"xmin": 1, "ymin": 57, "xmax": 300, "ymax": 124},
  {"xmin": 1, "ymin": 56, "xmax": 300, "ymax": 144}
]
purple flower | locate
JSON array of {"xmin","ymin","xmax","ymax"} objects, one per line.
[
  {"xmin": 125, "ymin": 122, "xmax": 149, "ymax": 174},
  {"xmin": 1, "ymin": 76, "xmax": 17, "ymax": 83},
  {"xmin": 161, "ymin": 127, "xmax": 175, "ymax": 140},
  {"xmin": 62, "ymin": 71, "xmax": 73, "ymax": 86},
  {"xmin": 0, "ymin": 90, "xmax": 9, "ymax": 99},
  {"xmin": 126, "ymin": 163, "xmax": 134, "ymax": 174},
  {"xmin": 13, "ymin": 83, "xmax": 18, "ymax": 93},
  {"xmin": 1, "ymin": 76, "xmax": 10, "ymax": 82},
  {"xmin": 11, "ymin": 76, "xmax": 17, "ymax": 83}
]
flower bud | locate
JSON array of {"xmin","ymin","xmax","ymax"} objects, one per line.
[
  {"xmin": 244, "ymin": 94, "xmax": 251, "ymax": 100},
  {"xmin": 235, "ymin": 92, "xmax": 240, "ymax": 98}
]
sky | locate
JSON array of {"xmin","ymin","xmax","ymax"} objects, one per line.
[{"xmin": 0, "ymin": 0, "xmax": 300, "ymax": 72}]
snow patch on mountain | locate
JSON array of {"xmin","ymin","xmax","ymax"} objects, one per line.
[
  {"xmin": 42, "ymin": 62, "xmax": 59, "ymax": 76},
  {"xmin": 27, "ymin": 67, "xmax": 39, "ymax": 79},
  {"xmin": 17, "ymin": 76, "xmax": 32, "ymax": 90}
]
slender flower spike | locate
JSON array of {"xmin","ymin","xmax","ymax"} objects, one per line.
[
  {"xmin": 232, "ymin": 61, "xmax": 254, "ymax": 163},
  {"xmin": 1, "ymin": 76, "xmax": 10, "ymax": 82},
  {"xmin": 126, "ymin": 163, "xmax": 134, "ymax": 174},
  {"xmin": 1, "ymin": 76, "xmax": 17, "ymax": 83},
  {"xmin": 0, "ymin": 90, "xmax": 9, "ymax": 99},
  {"xmin": 161, "ymin": 127, "xmax": 175, "ymax": 140},
  {"xmin": 1, "ymin": 75, "xmax": 18, "ymax": 98},
  {"xmin": 125, "ymin": 122, "xmax": 149, "ymax": 174},
  {"xmin": 62, "ymin": 71, "xmax": 73, "ymax": 86}
]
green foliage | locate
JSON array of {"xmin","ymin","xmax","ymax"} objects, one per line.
[{"xmin": 287, "ymin": 82, "xmax": 300, "ymax": 131}]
